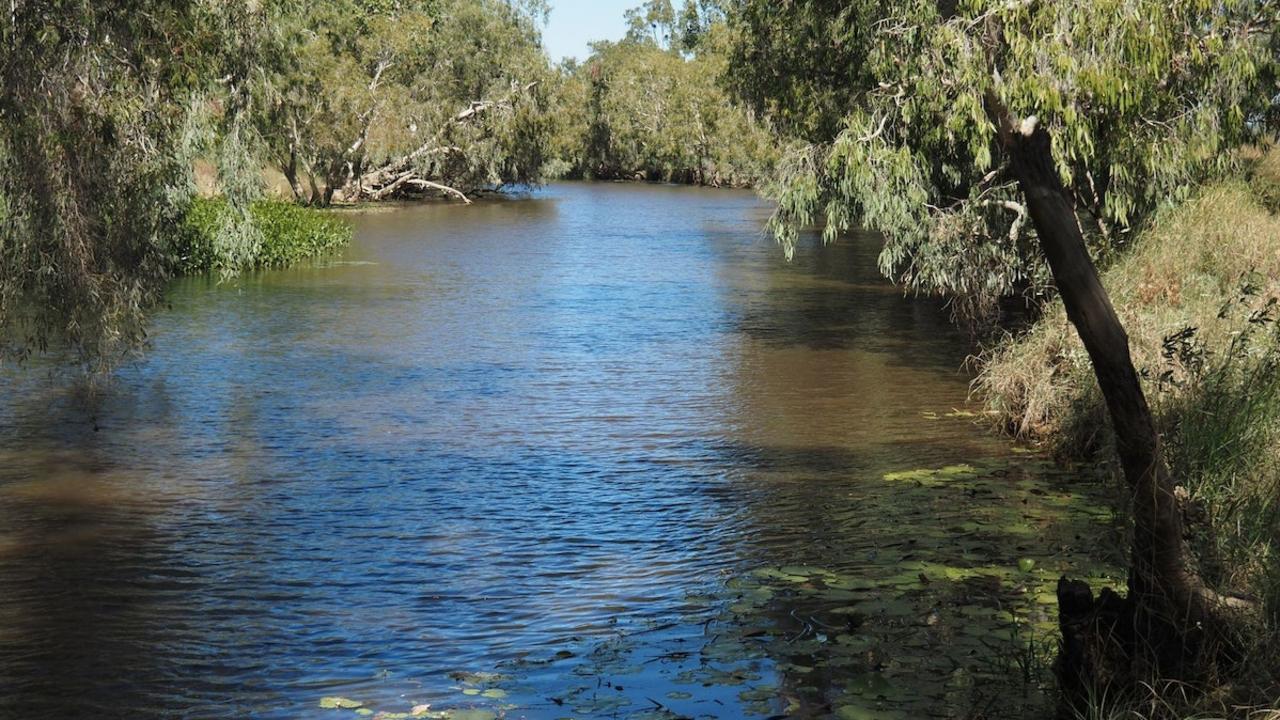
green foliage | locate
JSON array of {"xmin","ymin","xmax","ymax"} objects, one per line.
[
  {"xmin": 173, "ymin": 198, "xmax": 351, "ymax": 274},
  {"xmin": 624, "ymin": 0, "xmax": 677, "ymax": 46},
  {"xmin": 723, "ymin": 0, "xmax": 878, "ymax": 142},
  {"xmin": 554, "ymin": 16, "xmax": 776, "ymax": 187},
  {"xmin": 260, "ymin": 0, "xmax": 555, "ymax": 205},
  {"xmin": 727, "ymin": 0, "xmax": 1279, "ymax": 324},
  {"xmin": 0, "ymin": 0, "xmax": 271, "ymax": 367},
  {"xmin": 623, "ymin": 0, "xmax": 726, "ymax": 52}
]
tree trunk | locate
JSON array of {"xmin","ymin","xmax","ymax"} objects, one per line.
[
  {"xmin": 1000, "ymin": 115, "xmax": 1192, "ymax": 607},
  {"xmin": 282, "ymin": 151, "xmax": 306, "ymax": 204},
  {"xmin": 984, "ymin": 100, "xmax": 1249, "ymax": 700},
  {"xmin": 307, "ymin": 172, "xmax": 324, "ymax": 208}
]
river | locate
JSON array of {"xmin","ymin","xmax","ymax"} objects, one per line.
[{"xmin": 0, "ymin": 183, "xmax": 1118, "ymax": 719}]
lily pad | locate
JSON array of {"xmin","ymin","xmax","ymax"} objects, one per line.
[{"xmin": 320, "ymin": 697, "xmax": 364, "ymax": 710}]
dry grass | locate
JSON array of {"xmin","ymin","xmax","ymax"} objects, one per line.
[
  {"xmin": 193, "ymin": 159, "xmax": 297, "ymax": 199},
  {"xmin": 978, "ymin": 179, "xmax": 1280, "ymax": 453}
]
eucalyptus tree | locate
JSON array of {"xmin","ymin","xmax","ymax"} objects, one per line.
[
  {"xmin": 0, "ymin": 0, "xmax": 270, "ymax": 367},
  {"xmin": 624, "ymin": 0, "xmax": 677, "ymax": 46},
  {"xmin": 624, "ymin": 0, "xmax": 726, "ymax": 53},
  {"xmin": 561, "ymin": 5, "xmax": 775, "ymax": 186},
  {"xmin": 260, "ymin": 0, "xmax": 555, "ymax": 206},
  {"xmin": 725, "ymin": 0, "xmax": 1277, "ymax": 692},
  {"xmin": 732, "ymin": 0, "xmax": 1276, "ymax": 324}
]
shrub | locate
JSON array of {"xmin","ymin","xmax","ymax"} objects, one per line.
[{"xmin": 172, "ymin": 198, "xmax": 351, "ymax": 274}]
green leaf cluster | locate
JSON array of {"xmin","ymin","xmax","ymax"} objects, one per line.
[
  {"xmin": 728, "ymin": 0, "xmax": 1279, "ymax": 323},
  {"xmin": 172, "ymin": 198, "xmax": 351, "ymax": 274}
]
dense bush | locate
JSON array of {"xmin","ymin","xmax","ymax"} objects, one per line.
[{"xmin": 173, "ymin": 198, "xmax": 351, "ymax": 275}]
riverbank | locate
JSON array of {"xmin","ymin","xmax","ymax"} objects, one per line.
[
  {"xmin": 556, "ymin": 168, "xmax": 758, "ymax": 188},
  {"xmin": 978, "ymin": 152, "xmax": 1280, "ymax": 715}
]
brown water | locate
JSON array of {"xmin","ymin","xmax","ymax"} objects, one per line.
[{"xmin": 0, "ymin": 183, "xmax": 1118, "ymax": 719}]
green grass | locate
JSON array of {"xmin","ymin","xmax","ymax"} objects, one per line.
[
  {"xmin": 978, "ymin": 154, "xmax": 1280, "ymax": 714},
  {"xmin": 172, "ymin": 197, "xmax": 351, "ymax": 274}
]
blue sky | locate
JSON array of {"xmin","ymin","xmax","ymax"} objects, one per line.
[{"xmin": 541, "ymin": 0, "xmax": 634, "ymax": 62}]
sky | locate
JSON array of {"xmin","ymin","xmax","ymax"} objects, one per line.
[{"xmin": 541, "ymin": 0, "xmax": 634, "ymax": 63}]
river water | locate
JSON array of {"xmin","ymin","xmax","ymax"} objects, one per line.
[{"xmin": 0, "ymin": 184, "xmax": 1117, "ymax": 719}]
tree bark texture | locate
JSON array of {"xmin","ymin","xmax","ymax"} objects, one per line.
[{"xmin": 982, "ymin": 97, "xmax": 1249, "ymax": 699}]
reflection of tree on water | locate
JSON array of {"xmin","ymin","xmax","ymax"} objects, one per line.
[
  {"xmin": 0, "ymin": 378, "xmax": 286, "ymax": 717},
  {"xmin": 0, "ymin": 447, "xmax": 186, "ymax": 716},
  {"xmin": 725, "ymin": 229, "xmax": 964, "ymax": 361}
]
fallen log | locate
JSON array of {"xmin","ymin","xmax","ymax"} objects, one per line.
[{"xmin": 342, "ymin": 81, "xmax": 538, "ymax": 203}]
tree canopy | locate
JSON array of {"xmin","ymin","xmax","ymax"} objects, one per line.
[
  {"xmin": 0, "ymin": 0, "xmax": 270, "ymax": 366},
  {"xmin": 553, "ymin": 3, "xmax": 775, "ymax": 186},
  {"xmin": 728, "ymin": 0, "xmax": 1279, "ymax": 321}
]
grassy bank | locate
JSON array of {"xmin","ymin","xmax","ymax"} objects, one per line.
[
  {"xmin": 171, "ymin": 198, "xmax": 351, "ymax": 275},
  {"xmin": 978, "ymin": 155, "xmax": 1280, "ymax": 714}
]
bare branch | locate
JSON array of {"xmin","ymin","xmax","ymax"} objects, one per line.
[
  {"xmin": 858, "ymin": 113, "xmax": 890, "ymax": 143},
  {"xmin": 347, "ymin": 80, "xmax": 539, "ymax": 202},
  {"xmin": 405, "ymin": 179, "xmax": 472, "ymax": 204}
]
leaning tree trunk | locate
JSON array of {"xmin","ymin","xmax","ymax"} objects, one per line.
[{"xmin": 984, "ymin": 99, "xmax": 1250, "ymax": 706}]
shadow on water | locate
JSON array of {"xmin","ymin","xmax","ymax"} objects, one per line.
[
  {"xmin": 0, "ymin": 183, "xmax": 1120, "ymax": 719},
  {"xmin": 0, "ymin": 441, "xmax": 203, "ymax": 716}
]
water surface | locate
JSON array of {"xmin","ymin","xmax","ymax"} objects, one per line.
[{"xmin": 0, "ymin": 183, "xmax": 1117, "ymax": 719}]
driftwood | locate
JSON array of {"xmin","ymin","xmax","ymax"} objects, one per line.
[{"xmin": 340, "ymin": 81, "xmax": 538, "ymax": 203}]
